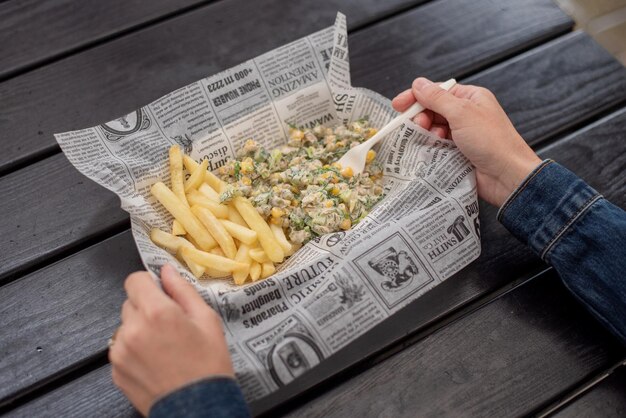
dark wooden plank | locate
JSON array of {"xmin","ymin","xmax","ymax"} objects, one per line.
[
  {"xmin": 0, "ymin": 3, "xmax": 579, "ymax": 285},
  {"xmin": 3, "ymin": 101, "xmax": 625, "ymax": 413},
  {"xmin": 350, "ymin": 0, "xmax": 572, "ymax": 98},
  {"xmin": 4, "ymin": 30, "xmax": 623, "ymax": 292},
  {"xmin": 8, "ymin": 271, "xmax": 625, "ymax": 418},
  {"xmin": 0, "ymin": 0, "xmax": 429, "ymax": 283},
  {"xmin": 553, "ymin": 365, "xmax": 626, "ymax": 418},
  {"xmin": 464, "ymin": 32, "xmax": 626, "ymax": 147},
  {"xmin": 0, "ymin": 231, "xmax": 142, "ymax": 406},
  {"xmin": 0, "ymin": 153, "xmax": 128, "ymax": 283},
  {"xmin": 283, "ymin": 271, "xmax": 626, "ymax": 418},
  {"xmin": 249, "ymin": 108, "xmax": 626, "ymax": 415},
  {"xmin": 5, "ymin": 366, "xmax": 135, "ymax": 418},
  {"xmin": 0, "ymin": 0, "xmax": 430, "ymax": 176},
  {"xmin": 0, "ymin": 0, "xmax": 209, "ymax": 80}
]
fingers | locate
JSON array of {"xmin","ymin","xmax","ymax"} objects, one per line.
[
  {"xmin": 160, "ymin": 264, "xmax": 208, "ymax": 318},
  {"xmin": 430, "ymin": 124, "xmax": 449, "ymax": 138},
  {"xmin": 125, "ymin": 271, "xmax": 174, "ymax": 314},
  {"xmin": 412, "ymin": 78, "xmax": 463, "ymax": 120},
  {"xmin": 391, "ymin": 88, "xmax": 415, "ymax": 112},
  {"xmin": 412, "ymin": 110, "xmax": 433, "ymax": 130},
  {"xmin": 121, "ymin": 299, "xmax": 137, "ymax": 325}
]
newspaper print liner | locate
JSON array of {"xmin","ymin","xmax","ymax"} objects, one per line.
[{"xmin": 55, "ymin": 13, "xmax": 481, "ymax": 401}]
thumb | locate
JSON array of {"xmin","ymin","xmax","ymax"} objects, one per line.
[
  {"xmin": 161, "ymin": 264, "xmax": 207, "ymax": 317},
  {"xmin": 412, "ymin": 78, "xmax": 462, "ymax": 121}
]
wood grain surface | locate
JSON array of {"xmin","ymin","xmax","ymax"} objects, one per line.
[
  {"xmin": 553, "ymin": 365, "xmax": 626, "ymax": 418},
  {"xmin": 6, "ymin": 366, "xmax": 136, "ymax": 418},
  {"xmin": 0, "ymin": 154, "xmax": 128, "ymax": 283},
  {"xmin": 2, "ymin": 0, "xmax": 625, "ymax": 415},
  {"xmin": 349, "ymin": 0, "xmax": 571, "ymax": 98},
  {"xmin": 3, "ymin": 29, "xmax": 623, "ymax": 295},
  {"xmin": 0, "ymin": 0, "xmax": 210, "ymax": 80},
  {"xmin": 0, "ymin": 7, "xmax": 583, "ymax": 285},
  {"xmin": 283, "ymin": 271, "xmax": 625, "ymax": 418},
  {"xmin": 0, "ymin": 0, "xmax": 430, "ymax": 176},
  {"xmin": 0, "ymin": 232, "xmax": 141, "ymax": 406},
  {"xmin": 4, "ymin": 104, "xmax": 625, "ymax": 414}
]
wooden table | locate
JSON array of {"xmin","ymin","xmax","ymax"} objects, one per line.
[{"xmin": 1, "ymin": 0, "xmax": 625, "ymax": 416}]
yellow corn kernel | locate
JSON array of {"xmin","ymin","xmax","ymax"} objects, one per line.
[
  {"xmin": 366, "ymin": 150, "xmax": 376, "ymax": 163},
  {"xmin": 271, "ymin": 207, "xmax": 284, "ymax": 218},
  {"xmin": 331, "ymin": 162, "xmax": 342, "ymax": 170},
  {"xmin": 240, "ymin": 159, "xmax": 254, "ymax": 173},
  {"xmin": 330, "ymin": 187, "xmax": 340, "ymax": 196},
  {"xmin": 324, "ymin": 200, "xmax": 334, "ymax": 208},
  {"xmin": 341, "ymin": 167, "xmax": 353, "ymax": 178},
  {"xmin": 323, "ymin": 164, "xmax": 331, "ymax": 169},
  {"xmin": 336, "ymin": 141, "xmax": 345, "ymax": 148},
  {"xmin": 241, "ymin": 176, "xmax": 252, "ymax": 186},
  {"xmin": 366, "ymin": 128, "xmax": 378, "ymax": 138},
  {"xmin": 290, "ymin": 129, "xmax": 304, "ymax": 140},
  {"xmin": 340, "ymin": 218, "xmax": 352, "ymax": 230},
  {"xmin": 270, "ymin": 217, "xmax": 282, "ymax": 225},
  {"xmin": 291, "ymin": 200, "xmax": 299, "ymax": 207}
]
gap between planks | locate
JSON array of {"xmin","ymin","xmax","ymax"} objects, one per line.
[
  {"xmin": 0, "ymin": 0, "xmax": 568, "ymax": 179},
  {"xmin": 2, "ymin": 100, "xmax": 625, "ymax": 413}
]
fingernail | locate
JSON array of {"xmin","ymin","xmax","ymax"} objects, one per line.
[{"xmin": 412, "ymin": 78, "xmax": 433, "ymax": 91}]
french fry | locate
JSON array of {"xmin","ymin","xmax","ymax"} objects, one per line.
[
  {"xmin": 150, "ymin": 228, "xmax": 186, "ymax": 252},
  {"xmin": 206, "ymin": 268, "xmax": 230, "ymax": 278},
  {"xmin": 261, "ymin": 262, "xmax": 276, "ymax": 279},
  {"xmin": 186, "ymin": 191, "xmax": 229, "ymax": 218},
  {"xmin": 205, "ymin": 171, "xmax": 227, "ymax": 193},
  {"xmin": 177, "ymin": 237, "xmax": 206, "ymax": 278},
  {"xmin": 233, "ymin": 244, "xmax": 252, "ymax": 285},
  {"xmin": 227, "ymin": 205, "xmax": 248, "ymax": 227},
  {"xmin": 198, "ymin": 184, "xmax": 220, "ymax": 203},
  {"xmin": 185, "ymin": 159, "xmax": 209, "ymax": 192},
  {"xmin": 179, "ymin": 251, "xmax": 206, "ymax": 278},
  {"xmin": 233, "ymin": 197, "xmax": 284, "ymax": 263},
  {"xmin": 192, "ymin": 205, "xmax": 238, "ymax": 259},
  {"xmin": 151, "ymin": 182, "xmax": 216, "ymax": 251},
  {"xmin": 249, "ymin": 248, "xmax": 270, "ymax": 263},
  {"xmin": 270, "ymin": 224, "xmax": 293, "ymax": 255},
  {"xmin": 182, "ymin": 154, "xmax": 199, "ymax": 172},
  {"xmin": 182, "ymin": 155, "xmax": 226, "ymax": 192},
  {"xmin": 172, "ymin": 220, "xmax": 186, "ymax": 236},
  {"xmin": 149, "ymin": 229, "xmax": 205, "ymax": 278},
  {"xmin": 250, "ymin": 262, "xmax": 262, "ymax": 282},
  {"xmin": 220, "ymin": 219, "xmax": 257, "ymax": 245},
  {"xmin": 206, "ymin": 247, "xmax": 230, "ymax": 277},
  {"xmin": 181, "ymin": 247, "xmax": 248, "ymax": 272},
  {"xmin": 169, "ymin": 145, "xmax": 189, "ymax": 207}
]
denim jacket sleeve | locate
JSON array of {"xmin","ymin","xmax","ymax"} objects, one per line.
[
  {"xmin": 149, "ymin": 377, "xmax": 251, "ymax": 418},
  {"xmin": 498, "ymin": 159, "xmax": 626, "ymax": 344}
]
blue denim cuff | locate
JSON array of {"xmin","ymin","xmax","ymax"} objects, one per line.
[
  {"xmin": 149, "ymin": 377, "xmax": 250, "ymax": 418},
  {"xmin": 498, "ymin": 160, "xmax": 602, "ymax": 262}
]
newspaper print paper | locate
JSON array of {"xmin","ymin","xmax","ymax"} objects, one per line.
[{"xmin": 55, "ymin": 13, "xmax": 481, "ymax": 401}]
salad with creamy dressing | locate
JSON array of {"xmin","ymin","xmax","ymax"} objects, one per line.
[{"xmin": 218, "ymin": 119, "xmax": 384, "ymax": 245}]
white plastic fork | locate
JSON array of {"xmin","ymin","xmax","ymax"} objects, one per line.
[{"xmin": 338, "ymin": 78, "xmax": 457, "ymax": 175}]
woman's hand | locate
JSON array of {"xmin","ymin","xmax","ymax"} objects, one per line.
[
  {"xmin": 109, "ymin": 265, "xmax": 234, "ymax": 416},
  {"xmin": 392, "ymin": 78, "xmax": 541, "ymax": 207}
]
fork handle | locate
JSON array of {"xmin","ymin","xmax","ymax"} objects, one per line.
[{"xmin": 366, "ymin": 78, "xmax": 457, "ymax": 148}]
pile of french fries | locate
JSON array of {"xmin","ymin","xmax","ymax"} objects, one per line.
[{"xmin": 149, "ymin": 145, "xmax": 297, "ymax": 285}]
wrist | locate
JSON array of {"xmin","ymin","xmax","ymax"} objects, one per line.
[{"xmin": 496, "ymin": 153, "xmax": 542, "ymax": 207}]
